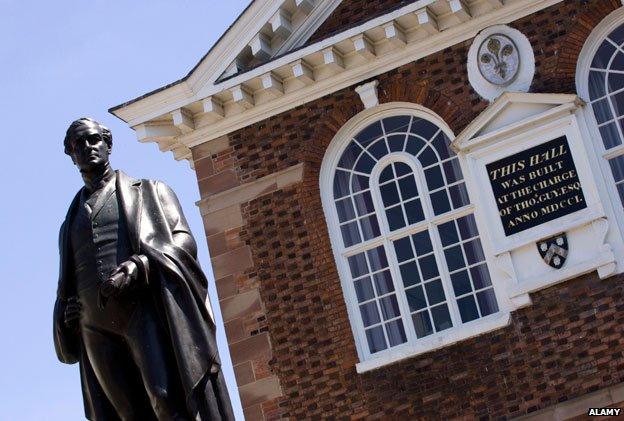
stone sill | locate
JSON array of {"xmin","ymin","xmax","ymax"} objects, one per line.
[{"xmin": 355, "ymin": 312, "xmax": 511, "ymax": 374}]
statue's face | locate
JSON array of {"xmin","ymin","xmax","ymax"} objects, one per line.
[{"xmin": 68, "ymin": 123, "xmax": 110, "ymax": 172}]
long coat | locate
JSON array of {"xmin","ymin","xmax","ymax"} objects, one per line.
[{"xmin": 53, "ymin": 171, "xmax": 233, "ymax": 420}]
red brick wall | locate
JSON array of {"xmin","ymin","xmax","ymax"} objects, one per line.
[
  {"xmin": 308, "ymin": 0, "xmax": 416, "ymax": 43},
  {"xmin": 193, "ymin": 0, "xmax": 624, "ymax": 418}
]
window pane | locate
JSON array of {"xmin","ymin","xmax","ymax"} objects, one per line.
[
  {"xmin": 591, "ymin": 41, "xmax": 616, "ymax": 69},
  {"xmin": 438, "ymin": 221, "xmax": 459, "ymax": 247},
  {"xmin": 592, "ymin": 98, "xmax": 613, "ymax": 124},
  {"xmin": 431, "ymin": 304, "xmax": 453, "ymax": 331},
  {"xmin": 449, "ymin": 183, "xmax": 470, "ymax": 209},
  {"xmin": 412, "ymin": 230, "xmax": 433, "ymax": 255},
  {"xmin": 386, "ymin": 205, "xmax": 406, "ymax": 231},
  {"xmin": 610, "ymin": 155, "xmax": 624, "ymax": 182},
  {"xmin": 418, "ymin": 146, "xmax": 438, "ymax": 168},
  {"xmin": 444, "ymin": 245, "xmax": 465, "ymax": 272},
  {"xmin": 425, "ymin": 166, "xmax": 445, "ymax": 191},
  {"xmin": 404, "ymin": 135, "xmax": 425, "ymax": 156},
  {"xmin": 398, "ymin": 176, "xmax": 419, "ymax": 200},
  {"xmin": 385, "ymin": 319, "xmax": 407, "ymax": 347},
  {"xmin": 368, "ymin": 139, "xmax": 389, "ymax": 160},
  {"xmin": 366, "ymin": 326, "xmax": 387, "ymax": 353},
  {"xmin": 354, "ymin": 277, "xmax": 375, "ymax": 302},
  {"xmin": 348, "ymin": 253, "xmax": 368, "ymax": 278},
  {"xmin": 351, "ymin": 174, "xmax": 369, "ymax": 193},
  {"xmin": 355, "ymin": 121, "xmax": 383, "ymax": 148},
  {"xmin": 411, "ymin": 118, "xmax": 439, "ymax": 140},
  {"xmin": 599, "ymin": 122, "xmax": 621, "ymax": 149},
  {"xmin": 457, "ymin": 214, "xmax": 479, "ymax": 240},
  {"xmin": 337, "ymin": 142, "xmax": 363, "ymax": 170},
  {"xmin": 399, "ymin": 261, "xmax": 420, "ymax": 287},
  {"xmin": 477, "ymin": 289, "xmax": 499, "ymax": 317},
  {"xmin": 589, "ymin": 70, "xmax": 606, "ymax": 100},
  {"xmin": 457, "ymin": 295, "xmax": 479, "ymax": 323},
  {"xmin": 387, "ymin": 134, "xmax": 407, "ymax": 152},
  {"xmin": 611, "ymin": 90, "xmax": 624, "ymax": 117},
  {"xmin": 470, "ymin": 264, "xmax": 492, "ymax": 290},
  {"xmin": 412, "ymin": 311, "xmax": 433, "ymax": 338},
  {"xmin": 383, "ymin": 115, "xmax": 411, "ymax": 134},
  {"xmin": 360, "ymin": 302, "xmax": 381, "ymax": 327},
  {"xmin": 394, "ymin": 162, "xmax": 411, "ymax": 177},
  {"xmin": 608, "ymin": 72, "xmax": 624, "ymax": 92},
  {"xmin": 354, "ymin": 152, "xmax": 376, "ymax": 174},
  {"xmin": 419, "ymin": 254, "xmax": 439, "ymax": 280},
  {"xmin": 425, "ymin": 279, "xmax": 446, "ymax": 305},
  {"xmin": 380, "ymin": 295, "xmax": 401, "ymax": 320},
  {"xmin": 335, "ymin": 197, "xmax": 355, "ymax": 222},
  {"xmin": 333, "ymin": 170, "xmax": 351, "ymax": 199},
  {"xmin": 380, "ymin": 182, "xmax": 401, "ymax": 207},
  {"xmin": 404, "ymin": 199, "xmax": 425, "ymax": 225},
  {"xmin": 463, "ymin": 239, "xmax": 485, "ymax": 265},
  {"xmin": 406, "ymin": 285, "xmax": 427, "ymax": 312},
  {"xmin": 430, "ymin": 190, "xmax": 451, "ymax": 215},
  {"xmin": 431, "ymin": 131, "xmax": 454, "ymax": 160},
  {"xmin": 451, "ymin": 270, "xmax": 472, "ymax": 297},
  {"xmin": 360, "ymin": 215, "xmax": 381, "ymax": 241},
  {"xmin": 612, "ymin": 51, "xmax": 624, "ymax": 72},
  {"xmin": 367, "ymin": 246, "xmax": 389, "ymax": 272},
  {"xmin": 353, "ymin": 191, "xmax": 374, "ymax": 216},
  {"xmin": 393, "ymin": 236, "xmax": 413, "ymax": 262},
  {"xmin": 379, "ymin": 165, "xmax": 394, "ymax": 183},
  {"xmin": 373, "ymin": 270, "xmax": 395, "ymax": 295},
  {"xmin": 443, "ymin": 159, "xmax": 463, "ymax": 184},
  {"xmin": 341, "ymin": 222, "xmax": 361, "ymax": 247},
  {"xmin": 609, "ymin": 25, "xmax": 624, "ymax": 46}
]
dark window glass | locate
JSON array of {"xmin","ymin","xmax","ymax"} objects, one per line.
[
  {"xmin": 591, "ymin": 41, "xmax": 616, "ymax": 69},
  {"xmin": 351, "ymin": 174, "xmax": 369, "ymax": 193},
  {"xmin": 431, "ymin": 305, "xmax": 453, "ymax": 331},
  {"xmin": 373, "ymin": 270, "xmax": 394, "ymax": 295},
  {"xmin": 393, "ymin": 236, "xmax": 413, "ymax": 263},
  {"xmin": 383, "ymin": 115, "xmax": 411, "ymax": 134},
  {"xmin": 412, "ymin": 230, "xmax": 433, "ymax": 255},
  {"xmin": 609, "ymin": 155, "xmax": 624, "ymax": 182},
  {"xmin": 335, "ymin": 197, "xmax": 355, "ymax": 222},
  {"xmin": 380, "ymin": 295, "xmax": 401, "ymax": 320},
  {"xmin": 394, "ymin": 162, "xmax": 411, "ymax": 177},
  {"xmin": 404, "ymin": 199, "xmax": 425, "ymax": 225},
  {"xmin": 406, "ymin": 285, "xmax": 427, "ymax": 312},
  {"xmin": 348, "ymin": 253, "xmax": 368, "ymax": 278},
  {"xmin": 355, "ymin": 121, "xmax": 383, "ymax": 148},
  {"xmin": 457, "ymin": 296, "xmax": 479, "ymax": 323},
  {"xmin": 457, "ymin": 214, "xmax": 479, "ymax": 240},
  {"xmin": 612, "ymin": 51, "xmax": 624, "ymax": 71},
  {"xmin": 354, "ymin": 152, "xmax": 376, "ymax": 174},
  {"xmin": 418, "ymin": 146, "xmax": 438, "ymax": 168},
  {"xmin": 610, "ymin": 26, "xmax": 624, "ymax": 46},
  {"xmin": 592, "ymin": 98, "xmax": 613, "ymax": 124},
  {"xmin": 425, "ymin": 279, "xmax": 446, "ymax": 305},
  {"xmin": 368, "ymin": 139, "xmax": 389, "ymax": 160},
  {"xmin": 341, "ymin": 222, "xmax": 361, "ymax": 247},
  {"xmin": 398, "ymin": 176, "xmax": 419, "ymax": 200},
  {"xmin": 360, "ymin": 302, "xmax": 381, "ymax": 326},
  {"xmin": 399, "ymin": 261, "xmax": 420, "ymax": 287},
  {"xmin": 353, "ymin": 191, "xmax": 375, "ymax": 216},
  {"xmin": 411, "ymin": 118, "xmax": 439, "ymax": 140},
  {"xmin": 367, "ymin": 246, "xmax": 388, "ymax": 272},
  {"xmin": 387, "ymin": 134, "xmax": 407, "ymax": 152},
  {"xmin": 379, "ymin": 165, "xmax": 394, "ymax": 183},
  {"xmin": 380, "ymin": 182, "xmax": 401, "ymax": 207},
  {"xmin": 430, "ymin": 190, "xmax": 451, "ymax": 215},
  {"xmin": 412, "ymin": 311, "xmax": 433, "ymax": 338},
  {"xmin": 470, "ymin": 264, "xmax": 492, "ymax": 290},
  {"xmin": 608, "ymin": 72, "xmax": 624, "ymax": 92},
  {"xmin": 589, "ymin": 70, "xmax": 606, "ymax": 100},
  {"xmin": 419, "ymin": 254, "xmax": 439, "ymax": 280},
  {"xmin": 425, "ymin": 166, "xmax": 445, "ymax": 191},
  {"xmin": 386, "ymin": 206, "xmax": 406, "ymax": 231},
  {"xmin": 431, "ymin": 132, "xmax": 454, "ymax": 160},
  {"xmin": 386, "ymin": 319, "xmax": 407, "ymax": 346},
  {"xmin": 338, "ymin": 142, "xmax": 363, "ymax": 170},
  {"xmin": 444, "ymin": 245, "xmax": 465, "ymax": 272},
  {"xmin": 477, "ymin": 289, "xmax": 499, "ymax": 316},
  {"xmin": 451, "ymin": 270, "xmax": 472, "ymax": 297},
  {"xmin": 354, "ymin": 277, "xmax": 375, "ymax": 302},
  {"xmin": 450, "ymin": 183, "xmax": 470, "ymax": 208},
  {"xmin": 333, "ymin": 170, "xmax": 351, "ymax": 199},
  {"xmin": 360, "ymin": 215, "xmax": 381, "ymax": 241},
  {"xmin": 404, "ymin": 135, "xmax": 425, "ymax": 156},
  {"xmin": 438, "ymin": 221, "xmax": 459, "ymax": 247},
  {"xmin": 599, "ymin": 122, "xmax": 621, "ymax": 149},
  {"xmin": 463, "ymin": 239, "xmax": 485, "ymax": 265},
  {"xmin": 366, "ymin": 326, "xmax": 387, "ymax": 353},
  {"xmin": 443, "ymin": 159, "xmax": 463, "ymax": 184}
]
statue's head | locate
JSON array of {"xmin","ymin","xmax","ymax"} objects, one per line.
[{"xmin": 64, "ymin": 118, "xmax": 112, "ymax": 172}]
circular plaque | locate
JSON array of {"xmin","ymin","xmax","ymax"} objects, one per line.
[{"xmin": 477, "ymin": 34, "xmax": 520, "ymax": 86}]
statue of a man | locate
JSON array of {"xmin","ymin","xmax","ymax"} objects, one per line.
[{"xmin": 53, "ymin": 118, "xmax": 234, "ymax": 420}]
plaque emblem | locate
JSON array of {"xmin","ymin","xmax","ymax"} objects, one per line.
[{"xmin": 537, "ymin": 234, "xmax": 568, "ymax": 269}]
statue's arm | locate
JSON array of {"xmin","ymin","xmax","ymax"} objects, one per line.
[
  {"xmin": 53, "ymin": 222, "xmax": 79, "ymax": 364},
  {"xmin": 156, "ymin": 181, "xmax": 198, "ymax": 258}
]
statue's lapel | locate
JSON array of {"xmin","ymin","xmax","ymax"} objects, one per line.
[{"xmin": 116, "ymin": 171, "xmax": 142, "ymax": 253}]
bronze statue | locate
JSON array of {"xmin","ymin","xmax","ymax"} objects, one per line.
[{"xmin": 53, "ymin": 118, "xmax": 234, "ymax": 420}]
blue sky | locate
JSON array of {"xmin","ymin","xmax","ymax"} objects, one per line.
[{"xmin": 0, "ymin": 1, "xmax": 249, "ymax": 419}]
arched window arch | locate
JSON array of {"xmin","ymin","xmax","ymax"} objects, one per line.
[
  {"xmin": 578, "ymin": 8, "xmax": 624, "ymax": 209},
  {"xmin": 321, "ymin": 104, "xmax": 499, "ymax": 362}
]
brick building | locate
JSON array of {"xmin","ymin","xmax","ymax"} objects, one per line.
[{"xmin": 111, "ymin": 0, "xmax": 624, "ymax": 419}]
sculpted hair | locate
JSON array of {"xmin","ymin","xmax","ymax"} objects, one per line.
[{"xmin": 64, "ymin": 117, "xmax": 113, "ymax": 155}]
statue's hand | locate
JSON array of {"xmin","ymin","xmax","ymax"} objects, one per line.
[
  {"xmin": 99, "ymin": 260, "xmax": 139, "ymax": 299},
  {"xmin": 64, "ymin": 296, "xmax": 81, "ymax": 330}
]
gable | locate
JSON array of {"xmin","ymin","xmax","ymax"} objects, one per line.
[{"xmin": 308, "ymin": 0, "xmax": 416, "ymax": 43}]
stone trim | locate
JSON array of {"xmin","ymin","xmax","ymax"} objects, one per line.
[
  {"xmin": 197, "ymin": 162, "xmax": 304, "ymax": 214},
  {"xmin": 515, "ymin": 382, "xmax": 624, "ymax": 420}
]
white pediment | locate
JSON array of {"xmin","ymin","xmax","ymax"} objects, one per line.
[{"xmin": 453, "ymin": 92, "xmax": 584, "ymax": 152}]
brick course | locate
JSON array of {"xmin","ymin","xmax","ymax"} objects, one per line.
[{"xmin": 192, "ymin": 0, "xmax": 624, "ymax": 418}]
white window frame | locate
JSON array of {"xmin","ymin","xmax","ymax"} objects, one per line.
[
  {"xmin": 320, "ymin": 102, "xmax": 511, "ymax": 373},
  {"xmin": 576, "ymin": 6, "xmax": 624, "ymax": 274}
]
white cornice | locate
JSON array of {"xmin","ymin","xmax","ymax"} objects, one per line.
[{"xmin": 112, "ymin": 0, "xmax": 564, "ymax": 160}]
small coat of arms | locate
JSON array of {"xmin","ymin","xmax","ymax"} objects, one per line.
[{"xmin": 537, "ymin": 233, "xmax": 568, "ymax": 269}]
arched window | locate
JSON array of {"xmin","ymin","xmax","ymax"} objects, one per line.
[
  {"xmin": 582, "ymin": 15, "xmax": 624, "ymax": 206},
  {"xmin": 322, "ymin": 106, "xmax": 499, "ymax": 361}
]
